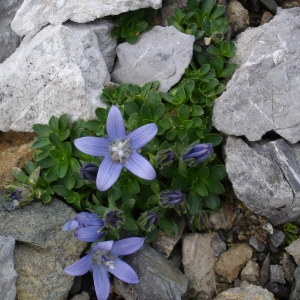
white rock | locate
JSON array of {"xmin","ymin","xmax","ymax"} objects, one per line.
[
  {"xmin": 0, "ymin": 20, "xmax": 116, "ymax": 132},
  {"xmin": 11, "ymin": 0, "xmax": 162, "ymax": 37}
]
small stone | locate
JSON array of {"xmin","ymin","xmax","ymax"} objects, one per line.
[
  {"xmin": 281, "ymin": 253, "xmax": 295, "ymax": 282},
  {"xmin": 285, "ymin": 237, "xmax": 300, "ymax": 265},
  {"xmin": 270, "ymin": 265, "xmax": 286, "ymax": 284},
  {"xmin": 260, "ymin": 253, "xmax": 271, "ymax": 286},
  {"xmin": 214, "ymin": 243, "xmax": 253, "ymax": 283},
  {"xmin": 265, "ymin": 282, "xmax": 290, "ymax": 299},
  {"xmin": 290, "ymin": 266, "xmax": 300, "ymax": 300},
  {"xmin": 208, "ymin": 207, "xmax": 236, "ymax": 231},
  {"xmin": 269, "ymin": 229, "xmax": 285, "ymax": 250},
  {"xmin": 240, "ymin": 261, "xmax": 260, "ymax": 284},
  {"xmin": 249, "ymin": 236, "xmax": 265, "ymax": 252},
  {"xmin": 227, "ymin": 0, "xmax": 250, "ymax": 33},
  {"xmin": 261, "ymin": 11, "xmax": 274, "ymax": 25},
  {"xmin": 211, "ymin": 232, "xmax": 227, "ymax": 257}
]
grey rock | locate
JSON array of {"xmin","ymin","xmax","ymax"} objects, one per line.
[
  {"xmin": 112, "ymin": 25, "xmax": 195, "ymax": 92},
  {"xmin": 213, "ymin": 8, "xmax": 300, "ymax": 144},
  {"xmin": 214, "ymin": 281, "xmax": 275, "ymax": 300},
  {"xmin": 264, "ymin": 282, "xmax": 290, "ymax": 299},
  {"xmin": 260, "ymin": 253, "xmax": 271, "ymax": 286},
  {"xmin": 285, "ymin": 237, "xmax": 300, "ymax": 265},
  {"xmin": 211, "ymin": 232, "xmax": 227, "ymax": 257},
  {"xmin": 11, "ymin": 0, "xmax": 162, "ymax": 37},
  {"xmin": 290, "ymin": 266, "xmax": 300, "ymax": 300},
  {"xmin": 182, "ymin": 233, "xmax": 217, "ymax": 298},
  {"xmin": 249, "ymin": 236, "xmax": 265, "ymax": 252},
  {"xmin": 269, "ymin": 229, "xmax": 286, "ymax": 251},
  {"xmin": 0, "ymin": 236, "xmax": 17, "ymax": 300},
  {"xmin": 270, "ymin": 264, "xmax": 286, "ymax": 284},
  {"xmin": 0, "ymin": 21, "xmax": 115, "ymax": 132},
  {"xmin": 280, "ymin": 253, "xmax": 295, "ymax": 283},
  {"xmin": 0, "ymin": 198, "xmax": 86, "ymax": 300},
  {"xmin": 0, "ymin": 0, "xmax": 23, "ymax": 62},
  {"xmin": 225, "ymin": 137, "xmax": 300, "ymax": 225},
  {"xmin": 114, "ymin": 243, "xmax": 189, "ymax": 300}
]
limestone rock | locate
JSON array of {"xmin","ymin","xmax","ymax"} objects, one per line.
[
  {"xmin": 112, "ymin": 25, "xmax": 195, "ymax": 92},
  {"xmin": 214, "ymin": 281, "xmax": 275, "ymax": 300},
  {"xmin": 213, "ymin": 8, "xmax": 300, "ymax": 144},
  {"xmin": 114, "ymin": 243, "xmax": 189, "ymax": 300},
  {"xmin": 285, "ymin": 238, "xmax": 300, "ymax": 265},
  {"xmin": 11, "ymin": 0, "xmax": 162, "ymax": 37},
  {"xmin": 0, "ymin": 20, "xmax": 116, "ymax": 132},
  {"xmin": 240, "ymin": 261, "xmax": 260, "ymax": 284},
  {"xmin": 214, "ymin": 243, "xmax": 253, "ymax": 283},
  {"xmin": 0, "ymin": 236, "xmax": 17, "ymax": 300},
  {"xmin": 182, "ymin": 233, "xmax": 217, "ymax": 298},
  {"xmin": 225, "ymin": 137, "xmax": 300, "ymax": 225},
  {"xmin": 0, "ymin": 198, "xmax": 86, "ymax": 300}
]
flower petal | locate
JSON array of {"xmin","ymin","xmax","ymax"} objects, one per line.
[
  {"xmin": 127, "ymin": 123, "xmax": 158, "ymax": 150},
  {"xmin": 106, "ymin": 106, "xmax": 126, "ymax": 140},
  {"xmin": 92, "ymin": 265, "xmax": 111, "ymax": 300},
  {"xmin": 74, "ymin": 137, "xmax": 108, "ymax": 157},
  {"xmin": 108, "ymin": 257, "xmax": 139, "ymax": 284},
  {"xmin": 76, "ymin": 212, "xmax": 104, "ymax": 227},
  {"xmin": 111, "ymin": 237, "xmax": 145, "ymax": 256},
  {"xmin": 96, "ymin": 157, "xmax": 123, "ymax": 191},
  {"xmin": 64, "ymin": 254, "xmax": 92, "ymax": 276},
  {"xmin": 62, "ymin": 219, "xmax": 78, "ymax": 231},
  {"xmin": 93, "ymin": 241, "xmax": 114, "ymax": 252},
  {"xmin": 125, "ymin": 151, "xmax": 156, "ymax": 180},
  {"xmin": 75, "ymin": 226, "xmax": 104, "ymax": 242}
]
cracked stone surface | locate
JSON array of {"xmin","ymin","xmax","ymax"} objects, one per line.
[
  {"xmin": 11, "ymin": 0, "xmax": 162, "ymax": 37},
  {"xmin": 225, "ymin": 136, "xmax": 300, "ymax": 225},
  {"xmin": 213, "ymin": 8, "xmax": 300, "ymax": 144}
]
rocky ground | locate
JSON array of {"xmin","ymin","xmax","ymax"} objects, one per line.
[{"xmin": 1, "ymin": 0, "xmax": 300, "ymax": 300}]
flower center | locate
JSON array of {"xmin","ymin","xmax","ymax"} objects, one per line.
[
  {"xmin": 92, "ymin": 249, "xmax": 115, "ymax": 270},
  {"xmin": 109, "ymin": 138, "xmax": 131, "ymax": 164}
]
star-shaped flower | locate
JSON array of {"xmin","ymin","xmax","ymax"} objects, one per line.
[
  {"xmin": 64, "ymin": 237, "xmax": 144, "ymax": 300},
  {"xmin": 74, "ymin": 106, "xmax": 158, "ymax": 191}
]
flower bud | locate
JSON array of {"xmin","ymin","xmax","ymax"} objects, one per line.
[
  {"xmin": 80, "ymin": 163, "xmax": 99, "ymax": 180},
  {"xmin": 156, "ymin": 149, "xmax": 176, "ymax": 169},
  {"xmin": 182, "ymin": 143, "xmax": 213, "ymax": 166},
  {"xmin": 159, "ymin": 190, "xmax": 185, "ymax": 208},
  {"xmin": 138, "ymin": 211, "xmax": 159, "ymax": 232},
  {"xmin": 3, "ymin": 184, "xmax": 34, "ymax": 210},
  {"xmin": 104, "ymin": 209, "xmax": 125, "ymax": 229}
]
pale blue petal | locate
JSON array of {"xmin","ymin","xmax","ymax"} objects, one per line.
[
  {"xmin": 127, "ymin": 123, "xmax": 158, "ymax": 150},
  {"xmin": 111, "ymin": 237, "xmax": 144, "ymax": 256},
  {"xmin": 92, "ymin": 265, "xmax": 111, "ymax": 300},
  {"xmin": 96, "ymin": 157, "xmax": 123, "ymax": 191},
  {"xmin": 64, "ymin": 254, "xmax": 92, "ymax": 276},
  {"xmin": 108, "ymin": 257, "xmax": 139, "ymax": 284},
  {"xmin": 74, "ymin": 137, "xmax": 108, "ymax": 157},
  {"xmin": 125, "ymin": 151, "xmax": 156, "ymax": 180},
  {"xmin": 93, "ymin": 241, "xmax": 114, "ymax": 252},
  {"xmin": 75, "ymin": 226, "xmax": 104, "ymax": 242},
  {"xmin": 76, "ymin": 212, "xmax": 104, "ymax": 226},
  {"xmin": 106, "ymin": 106, "xmax": 126, "ymax": 140},
  {"xmin": 62, "ymin": 220, "xmax": 78, "ymax": 231}
]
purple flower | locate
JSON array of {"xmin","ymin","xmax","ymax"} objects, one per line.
[
  {"xmin": 74, "ymin": 106, "xmax": 158, "ymax": 191},
  {"xmin": 159, "ymin": 190, "xmax": 185, "ymax": 207},
  {"xmin": 182, "ymin": 143, "xmax": 213, "ymax": 166},
  {"xmin": 80, "ymin": 163, "xmax": 99, "ymax": 181},
  {"xmin": 64, "ymin": 237, "xmax": 144, "ymax": 300},
  {"xmin": 62, "ymin": 212, "xmax": 105, "ymax": 242},
  {"xmin": 138, "ymin": 211, "xmax": 159, "ymax": 232}
]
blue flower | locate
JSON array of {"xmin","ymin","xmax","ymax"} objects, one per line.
[
  {"xmin": 74, "ymin": 106, "xmax": 158, "ymax": 191},
  {"xmin": 62, "ymin": 212, "xmax": 105, "ymax": 242},
  {"xmin": 159, "ymin": 190, "xmax": 185, "ymax": 207},
  {"xmin": 182, "ymin": 143, "xmax": 213, "ymax": 166},
  {"xmin": 64, "ymin": 237, "xmax": 144, "ymax": 300},
  {"xmin": 138, "ymin": 211, "xmax": 159, "ymax": 232}
]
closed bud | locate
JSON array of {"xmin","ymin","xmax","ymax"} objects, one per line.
[
  {"xmin": 159, "ymin": 190, "xmax": 185, "ymax": 208},
  {"xmin": 138, "ymin": 211, "xmax": 159, "ymax": 232},
  {"xmin": 80, "ymin": 163, "xmax": 99, "ymax": 180},
  {"xmin": 3, "ymin": 184, "xmax": 34, "ymax": 210},
  {"xmin": 156, "ymin": 149, "xmax": 176, "ymax": 169},
  {"xmin": 182, "ymin": 143, "xmax": 213, "ymax": 166},
  {"xmin": 104, "ymin": 209, "xmax": 125, "ymax": 229}
]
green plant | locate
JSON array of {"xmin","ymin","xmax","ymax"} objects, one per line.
[{"xmin": 110, "ymin": 8, "xmax": 157, "ymax": 43}]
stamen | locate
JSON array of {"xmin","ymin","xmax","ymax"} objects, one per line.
[{"xmin": 109, "ymin": 138, "xmax": 131, "ymax": 164}]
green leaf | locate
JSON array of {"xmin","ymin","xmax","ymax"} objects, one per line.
[
  {"xmin": 207, "ymin": 180, "xmax": 225, "ymax": 194},
  {"xmin": 204, "ymin": 193, "xmax": 220, "ymax": 209},
  {"xmin": 188, "ymin": 190, "xmax": 202, "ymax": 215},
  {"xmin": 140, "ymin": 104, "xmax": 152, "ymax": 121},
  {"xmin": 32, "ymin": 124, "xmax": 49, "ymax": 136},
  {"xmin": 210, "ymin": 165, "xmax": 227, "ymax": 181},
  {"xmin": 49, "ymin": 133, "xmax": 64, "ymax": 149},
  {"xmin": 124, "ymin": 101, "xmax": 140, "ymax": 115},
  {"xmin": 204, "ymin": 133, "xmax": 223, "ymax": 146},
  {"xmin": 31, "ymin": 137, "xmax": 51, "ymax": 150},
  {"xmin": 194, "ymin": 181, "xmax": 208, "ymax": 197},
  {"xmin": 123, "ymin": 216, "xmax": 138, "ymax": 231},
  {"xmin": 48, "ymin": 115, "xmax": 59, "ymax": 132},
  {"xmin": 12, "ymin": 168, "xmax": 28, "ymax": 183}
]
